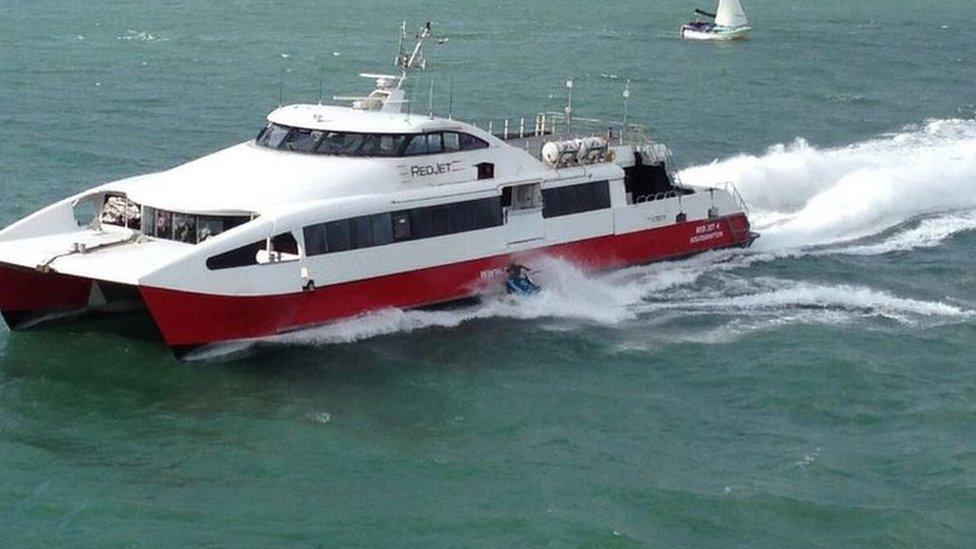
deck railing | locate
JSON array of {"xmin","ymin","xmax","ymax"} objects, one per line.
[{"xmin": 474, "ymin": 112, "xmax": 651, "ymax": 146}]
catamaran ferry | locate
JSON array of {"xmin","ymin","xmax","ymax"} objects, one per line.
[{"xmin": 0, "ymin": 23, "xmax": 756, "ymax": 355}]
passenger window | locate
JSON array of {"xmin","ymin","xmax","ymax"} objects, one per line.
[
  {"xmin": 143, "ymin": 207, "xmax": 156, "ymax": 235},
  {"xmin": 206, "ymin": 240, "xmax": 265, "ymax": 270},
  {"xmin": 392, "ymin": 211, "xmax": 411, "ymax": 240},
  {"xmin": 303, "ymin": 224, "xmax": 327, "ymax": 256},
  {"xmin": 196, "ymin": 216, "xmax": 224, "ymax": 242},
  {"xmin": 326, "ymin": 219, "xmax": 352, "ymax": 252},
  {"xmin": 318, "ymin": 132, "xmax": 364, "ymax": 155},
  {"xmin": 259, "ymin": 125, "xmax": 290, "ymax": 148},
  {"xmin": 427, "ymin": 133, "xmax": 443, "ymax": 154},
  {"xmin": 371, "ymin": 213, "xmax": 393, "ymax": 245},
  {"xmin": 271, "ymin": 233, "xmax": 298, "ymax": 255},
  {"xmin": 350, "ymin": 216, "xmax": 373, "ymax": 248},
  {"xmin": 282, "ymin": 129, "xmax": 323, "ymax": 152},
  {"xmin": 477, "ymin": 162, "xmax": 494, "ymax": 180},
  {"xmin": 459, "ymin": 133, "xmax": 489, "ymax": 151},
  {"xmin": 508, "ymin": 183, "xmax": 542, "ymax": 210},
  {"xmin": 207, "ymin": 232, "xmax": 297, "ymax": 270},
  {"xmin": 403, "ymin": 134, "xmax": 427, "ymax": 155},
  {"xmin": 155, "ymin": 210, "xmax": 173, "ymax": 239},
  {"xmin": 442, "ymin": 132, "xmax": 460, "ymax": 152},
  {"xmin": 172, "ymin": 213, "xmax": 197, "ymax": 244}
]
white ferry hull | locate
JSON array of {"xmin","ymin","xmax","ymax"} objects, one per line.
[{"xmin": 0, "ymin": 212, "xmax": 754, "ymax": 351}]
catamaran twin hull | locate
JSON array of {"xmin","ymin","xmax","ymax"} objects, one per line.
[{"xmin": 0, "ymin": 211, "xmax": 754, "ymax": 353}]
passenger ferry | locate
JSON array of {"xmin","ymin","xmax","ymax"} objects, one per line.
[{"xmin": 0, "ymin": 23, "xmax": 756, "ymax": 355}]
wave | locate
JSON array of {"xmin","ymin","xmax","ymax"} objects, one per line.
[
  {"xmin": 636, "ymin": 277, "xmax": 971, "ymax": 321},
  {"xmin": 828, "ymin": 210, "xmax": 976, "ymax": 256},
  {"xmin": 678, "ymin": 118, "xmax": 976, "ymax": 252}
]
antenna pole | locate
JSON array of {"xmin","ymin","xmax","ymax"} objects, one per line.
[
  {"xmin": 428, "ymin": 77, "xmax": 435, "ymax": 117},
  {"xmin": 317, "ymin": 65, "xmax": 325, "ymax": 105},
  {"xmin": 278, "ymin": 67, "xmax": 285, "ymax": 107},
  {"xmin": 565, "ymin": 78, "xmax": 574, "ymax": 135},
  {"xmin": 622, "ymin": 79, "xmax": 631, "ymax": 144},
  {"xmin": 448, "ymin": 75, "xmax": 454, "ymax": 120},
  {"xmin": 405, "ymin": 79, "xmax": 412, "ymax": 120}
]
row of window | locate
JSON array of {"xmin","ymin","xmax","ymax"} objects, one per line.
[
  {"xmin": 205, "ymin": 181, "xmax": 610, "ymax": 269},
  {"xmin": 255, "ymin": 123, "xmax": 490, "ymax": 157},
  {"xmin": 143, "ymin": 207, "xmax": 251, "ymax": 244},
  {"xmin": 303, "ymin": 196, "xmax": 503, "ymax": 256}
]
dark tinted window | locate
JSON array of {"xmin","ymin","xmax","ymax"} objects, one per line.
[
  {"xmin": 271, "ymin": 232, "xmax": 298, "ymax": 255},
  {"xmin": 427, "ymin": 133, "xmax": 443, "ymax": 154},
  {"xmin": 372, "ymin": 213, "xmax": 393, "ymax": 246},
  {"xmin": 303, "ymin": 224, "xmax": 328, "ymax": 256},
  {"xmin": 206, "ymin": 240, "xmax": 265, "ymax": 270},
  {"xmin": 303, "ymin": 197, "xmax": 502, "ymax": 256},
  {"xmin": 325, "ymin": 219, "xmax": 352, "ymax": 252},
  {"xmin": 359, "ymin": 134, "xmax": 408, "ymax": 157},
  {"xmin": 459, "ymin": 133, "xmax": 489, "ymax": 151},
  {"xmin": 154, "ymin": 210, "xmax": 172, "ymax": 239},
  {"xmin": 392, "ymin": 211, "xmax": 411, "ymax": 241},
  {"xmin": 442, "ymin": 132, "xmax": 460, "ymax": 152},
  {"xmin": 281, "ymin": 128, "xmax": 324, "ymax": 152},
  {"xmin": 349, "ymin": 216, "xmax": 374, "ymax": 248},
  {"xmin": 172, "ymin": 213, "xmax": 197, "ymax": 244},
  {"xmin": 542, "ymin": 180, "xmax": 611, "ymax": 218},
  {"xmin": 317, "ymin": 131, "xmax": 365, "ymax": 155},
  {"xmin": 206, "ymin": 232, "xmax": 295, "ymax": 270},
  {"xmin": 257, "ymin": 124, "xmax": 489, "ymax": 157},
  {"xmin": 403, "ymin": 134, "xmax": 428, "ymax": 155},
  {"xmin": 256, "ymin": 124, "xmax": 290, "ymax": 148}
]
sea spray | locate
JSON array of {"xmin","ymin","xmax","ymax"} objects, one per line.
[{"xmin": 679, "ymin": 118, "xmax": 976, "ymax": 250}]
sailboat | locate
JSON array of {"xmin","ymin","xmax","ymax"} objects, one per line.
[{"xmin": 680, "ymin": 0, "xmax": 750, "ymax": 41}]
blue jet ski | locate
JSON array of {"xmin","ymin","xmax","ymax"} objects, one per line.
[{"xmin": 505, "ymin": 264, "xmax": 541, "ymax": 296}]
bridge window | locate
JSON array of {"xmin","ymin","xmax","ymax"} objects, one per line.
[{"xmin": 255, "ymin": 123, "xmax": 489, "ymax": 157}]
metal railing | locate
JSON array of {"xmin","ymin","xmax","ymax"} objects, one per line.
[
  {"xmin": 474, "ymin": 112, "xmax": 651, "ymax": 146},
  {"xmin": 719, "ymin": 181, "xmax": 750, "ymax": 214}
]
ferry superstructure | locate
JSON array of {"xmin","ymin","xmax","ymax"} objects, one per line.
[{"xmin": 0, "ymin": 23, "xmax": 756, "ymax": 354}]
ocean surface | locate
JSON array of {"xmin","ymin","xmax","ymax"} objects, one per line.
[{"xmin": 2, "ymin": 0, "xmax": 976, "ymax": 545}]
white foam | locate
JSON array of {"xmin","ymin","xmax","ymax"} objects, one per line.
[
  {"xmin": 679, "ymin": 118, "xmax": 976, "ymax": 252},
  {"xmin": 272, "ymin": 258, "xmax": 642, "ymax": 346},
  {"xmin": 637, "ymin": 278, "xmax": 972, "ymax": 321},
  {"xmin": 831, "ymin": 210, "xmax": 976, "ymax": 256}
]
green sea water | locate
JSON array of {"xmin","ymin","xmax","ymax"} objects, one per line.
[{"xmin": 3, "ymin": 0, "xmax": 976, "ymax": 546}]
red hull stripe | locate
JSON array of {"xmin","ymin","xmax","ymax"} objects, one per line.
[
  {"xmin": 139, "ymin": 214, "xmax": 752, "ymax": 347},
  {"xmin": 0, "ymin": 263, "xmax": 91, "ymax": 312}
]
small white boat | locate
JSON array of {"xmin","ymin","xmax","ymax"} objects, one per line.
[{"xmin": 680, "ymin": 0, "xmax": 751, "ymax": 41}]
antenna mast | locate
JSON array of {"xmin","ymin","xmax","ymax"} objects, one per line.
[{"xmin": 394, "ymin": 21, "xmax": 432, "ymax": 90}]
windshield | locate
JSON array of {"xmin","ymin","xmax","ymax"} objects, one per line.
[{"xmin": 255, "ymin": 123, "xmax": 488, "ymax": 157}]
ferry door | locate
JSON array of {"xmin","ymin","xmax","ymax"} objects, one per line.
[{"xmin": 504, "ymin": 182, "xmax": 544, "ymax": 246}]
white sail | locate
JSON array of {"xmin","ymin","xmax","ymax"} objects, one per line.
[{"xmin": 715, "ymin": 0, "xmax": 748, "ymax": 27}]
